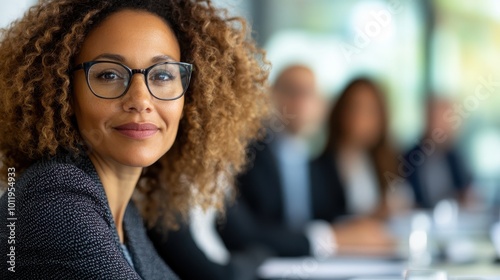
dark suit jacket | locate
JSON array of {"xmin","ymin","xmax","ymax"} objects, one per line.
[
  {"xmin": 149, "ymin": 224, "xmax": 236, "ymax": 280},
  {"xmin": 0, "ymin": 152, "xmax": 177, "ymax": 279},
  {"xmin": 219, "ymin": 142, "xmax": 346, "ymax": 257},
  {"xmin": 404, "ymin": 145, "xmax": 471, "ymax": 208}
]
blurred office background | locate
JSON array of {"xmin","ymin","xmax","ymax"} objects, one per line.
[{"xmin": 212, "ymin": 0, "xmax": 500, "ymax": 208}]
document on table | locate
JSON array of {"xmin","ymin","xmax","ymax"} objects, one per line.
[{"xmin": 257, "ymin": 257, "xmax": 406, "ymax": 279}]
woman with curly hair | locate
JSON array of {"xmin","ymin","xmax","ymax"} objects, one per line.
[{"xmin": 0, "ymin": 0, "xmax": 269, "ymax": 279}]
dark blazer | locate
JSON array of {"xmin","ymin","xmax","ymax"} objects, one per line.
[
  {"xmin": 404, "ymin": 145, "xmax": 471, "ymax": 208},
  {"xmin": 149, "ymin": 224, "xmax": 236, "ymax": 280},
  {"xmin": 0, "ymin": 152, "xmax": 177, "ymax": 279},
  {"xmin": 218, "ymin": 142, "xmax": 346, "ymax": 257}
]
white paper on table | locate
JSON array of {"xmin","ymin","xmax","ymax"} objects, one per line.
[
  {"xmin": 257, "ymin": 257, "xmax": 406, "ymax": 279},
  {"xmin": 349, "ymin": 278, "xmax": 402, "ymax": 280}
]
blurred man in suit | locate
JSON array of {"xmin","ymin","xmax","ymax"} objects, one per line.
[{"xmin": 405, "ymin": 98, "xmax": 472, "ymax": 208}]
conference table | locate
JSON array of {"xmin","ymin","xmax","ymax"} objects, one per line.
[
  {"xmin": 257, "ymin": 206, "xmax": 500, "ymax": 280},
  {"xmin": 258, "ymin": 257, "xmax": 500, "ymax": 279}
]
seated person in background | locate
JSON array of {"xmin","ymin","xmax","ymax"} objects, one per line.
[
  {"xmin": 219, "ymin": 66, "xmax": 395, "ymax": 258},
  {"xmin": 0, "ymin": 0, "xmax": 269, "ymax": 278},
  {"xmin": 404, "ymin": 98, "xmax": 472, "ymax": 208},
  {"xmin": 314, "ymin": 77, "xmax": 400, "ymax": 253},
  {"xmin": 318, "ymin": 77, "xmax": 397, "ymax": 218}
]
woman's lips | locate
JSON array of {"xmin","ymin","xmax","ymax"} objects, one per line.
[{"xmin": 114, "ymin": 123, "xmax": 159, "ymax": 139}]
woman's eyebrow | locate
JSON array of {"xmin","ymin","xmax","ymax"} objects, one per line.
[
  {"xmin": 92, "ymin": 53, "xmax": 125, "ymax": 62},
  {"xmin": 91, "ymin": 54, "xmax": 176, "ymax": 63},
  {"xmin": 151, "ymin": 55, "xmax": 175, "ymax": 63}
]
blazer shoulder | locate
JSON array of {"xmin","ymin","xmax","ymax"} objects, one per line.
[
  {"xmin": 7, "ymin": 155, "xmax": 109, "ymax": 218},
  {"xmin": 19, "ymin": 154, "xmax": 100, "ymax": 193}
]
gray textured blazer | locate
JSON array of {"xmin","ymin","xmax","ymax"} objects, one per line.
[{"xmin": 0, "ymin": 151, "xmax": 178, "ymax": 279}]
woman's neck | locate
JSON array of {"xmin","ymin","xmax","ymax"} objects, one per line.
[{"xmin": 88, "ymin": 153, "xmax": 142, "ymax": 244}]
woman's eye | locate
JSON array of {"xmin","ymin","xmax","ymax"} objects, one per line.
[
  {"xmin": 150, "ymin": 71, "xmax": 174, "ymax": 82},
  {"xmin": 95, "ymin": 71, "xmax": 123, "ymax": 81}
]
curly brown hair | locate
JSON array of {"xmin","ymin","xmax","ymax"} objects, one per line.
[{"xmin": 0, "ymin": 0, "xmax": 270, "ymax": 228}]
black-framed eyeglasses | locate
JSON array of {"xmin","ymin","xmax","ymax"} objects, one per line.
[{"xmin": 71, "ymin": 61, "xmax": 193, "ymax": 100}]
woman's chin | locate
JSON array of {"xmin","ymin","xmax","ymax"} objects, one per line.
[
  {"xmin": 124, "ymin": 159, "xmax": 160, "ymax": 168},
  {"xmin": 114, "ymin": 153, "xmax": 164, "ymax": 168}
]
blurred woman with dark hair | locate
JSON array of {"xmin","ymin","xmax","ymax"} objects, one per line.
[
  {"xmin": 312, "ymin": 77, "xmax": 400, "ymax": 253},
  {"xmin": 322, "ymin": 77, "xmax": 398, "ymax": 218}
]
